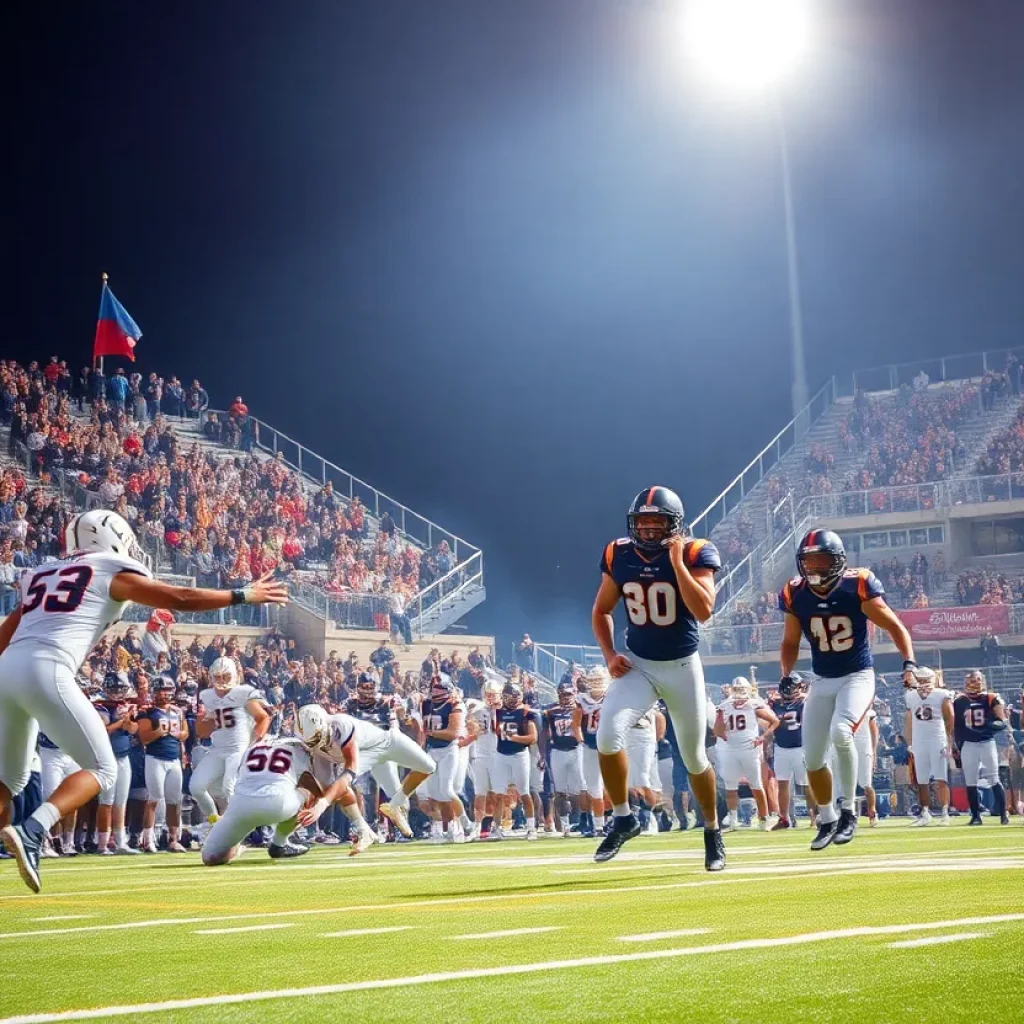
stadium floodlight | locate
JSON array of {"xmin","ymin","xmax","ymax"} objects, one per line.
[{"xmin": 683, "ymin": 0, "xmax": 812, "ymax": 95}]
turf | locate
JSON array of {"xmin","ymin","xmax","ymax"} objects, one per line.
[{"xmin": 1, "ymin": 821, "xmax": 1022, "ymax": 1023}]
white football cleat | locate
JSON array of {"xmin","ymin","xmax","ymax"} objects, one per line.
[
  {"xmin": 349, "ymin": 827, "xmax": 376, "ymax": 857},
  {"xmin": 913, "ymin": 810, "xmax": 932, "ymax": 827},
  {"xmin": 114, "ymin": 844, "xmax": 141, "ymax": 855},
  {"xmin": 379, "ymin": 802, "xmax": 413, "ymax": 838},
  {"xmin": 937, "ymin": 809, "xmax": 951, "ymax": 826},
  {"xmin": 526, "ymin": 826, "xmax": 538, "ymax": 842}
]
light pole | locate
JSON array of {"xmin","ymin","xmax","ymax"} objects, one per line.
[{"xmin": 682, "ymin": 0, "xmax": 813, "ymax": 430}]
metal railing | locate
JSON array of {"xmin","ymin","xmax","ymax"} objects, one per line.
[
  {"xmin": 688, "ymin": 377, "xmax": 838, "ymax": 540},
  {"xmin": 528, "ymin": 643, "xmax": 605, "ymax": 687},
  {"xmin": 843, "ymin": 346, "xmax": 1024, "ymax": 397},
  {"xmin": 408, "ymin": 551, "xmax": 484, "ymax": 635},
  {"xmin": 205, "ymin": 410, "xmax": 479, "ymax": 565}
]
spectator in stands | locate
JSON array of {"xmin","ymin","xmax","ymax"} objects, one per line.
[
  {"xmin": 516, "ymin": 633, "xmax": 535, "ymax": 671},
  {"xmin": 0, "ymin": 543, "xmax": 18, "ymax": 615},
  {"xmin": 980, "ymin": 628, "xmax": 1000, "ymax": 668},
  {"xmin": 185, "ymin": 380, "xmax": 209, "ymax": 419},
  {"xmin": 145, "ymin": 373, "xmax": 162, "ymax": 422},
  {"xmin": 389, "ymin": 590, "xmax": 413, "ymax": 648}
]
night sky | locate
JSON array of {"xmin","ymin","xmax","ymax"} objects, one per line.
[{"xmin": 6, "ymin": 1, "xmax": 1024, "ymax": 655}]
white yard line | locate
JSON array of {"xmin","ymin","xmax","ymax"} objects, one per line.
[
  {"xmin": 321, "ymin": 926, "xmax": 416, "ymax": 938},
  {"xmin": 618, "ymin": 928, "xmax": 711, "ymax": 942},
  {"xmin": 26, "ymin": 916, "xmax": 95, "ymax": 923},
  {"xmin": 450, "ymin": 926, "xmax": 562, "ymax": 941},
  {"xmin": 888, "ymin": 932, "xmax": 988, "ymax": 949},
  {"xmin": 194, "ymin": 924, "xmax": 295, "ymax": 936},
  {"xmin": 3, "ymin": 861, "xmax": 1024, "ymax": 941},
  {"xmin": 2, "ymin": 914, "xmax": 1022, "ymax": 1023}
]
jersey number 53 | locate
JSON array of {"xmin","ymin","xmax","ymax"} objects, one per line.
[{"xmin": 622, "ymin": 582, "xmax": 677, "ymax": 626}]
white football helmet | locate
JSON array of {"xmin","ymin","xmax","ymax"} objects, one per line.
[
  {"xmin": 209, "ymin": 657, "xmax": 238, "ymax": 694},
  {"xmin": 730, "ymin": 676, "xmax": 753, "ymax": 699},
  {"xmin": 297, "ymin": 704, "xmax": 332, "ymax": 751},
  {"xmin": 585, "ymin": 665, "xmax": 610, "ymax": 699},
  {"xmin": 912, "ymin": 666, "xmax": 936, "ymax": 696},
  {"xmin": 65, "ymin": 509, "xmax": 149, "ymax": 566}
]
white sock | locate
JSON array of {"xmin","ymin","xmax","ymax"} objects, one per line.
[
  {"xmin": 526, "ymin": 817, "xmax": 536, "ymax": 829},
  {"xmin": 613, "ymin": 802, "xmax": 631, "ymax": 818},
  {"xmin": 817, "ymin": 803, "xmax": 838, "ymax": 825},
  {"xmin": 459, "ymin": 813, "xmax": 472, "ymax": 831},
  {"xmin": 29, "ymin": 802, "xmax": 61, "ymax": 832},
  {"xmin": 97, "ymin": 831, "xmax": 110, "ymax": 851},
  {"xmin": 431, "ymin": 820, "xmax": 442, "ymax": 834},
  {"xmin": 62, "ymin": 830, "xmax": 74, "ymax": 849},
  {"xmin": 391, "ymin": 790, "xmax": 410, "ymax": 809},
  {"xmin": 341, "ymin": 803, "xmax": 368, "ymax": 831},
  {"xmin": 114, "ymin": 827, "xmax": 127, "ymax": 847},
  {"xmin": 193, "ymin": 790, "xmax": 217, "ymax": 819},
  {"xmin": 272, "ymin": 823, "xmax": 293, "ymax": 845},
  {"xmin": 142, "ymin": 827, "xmax": 154, "ymax": 846}
]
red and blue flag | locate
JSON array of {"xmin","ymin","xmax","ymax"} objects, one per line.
[{"xmin": 93, "ymin": 281, "xmax": 142, "ymax": 363}]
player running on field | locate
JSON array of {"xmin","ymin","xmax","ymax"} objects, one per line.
[
  {"xmin": 592, "ymin": 486, "xmax": 725, "ymax": 870},
  {"xmin": 778, "ymin": 529, "xmax": 916, "ymax": 852},
  {"xmin": 0, "ymin": 508, "xmax": 287, "ymax": 892}
]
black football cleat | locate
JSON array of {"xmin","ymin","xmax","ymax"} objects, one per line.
[
  {"xmin": 703, "ymin": 827, "xmax": 726, "ymax": 872},
  {"xmin": 810, "ymin": 818, "xmax": 838, "ymax": 851},
  {"xmin": 1, "ymin": 819, "xmax": 46, "ymax": 893},
  {"xmin": 1000, "ymin": 814, "xmax": 1010, "ymax": 826},
  {"xmin": 594, "ymin": 814, "xmax": 640, "ymax": 863},
  {"xmin": 967, "ymin": 815, "xmax": 983, "ymax": 826},
  {"xmin": 268, "ymin": 842, "xmax": 310, "ymax": 859},
  {"xmin": 832, "ymin": 808, "xmax": 858, "ymax": 846}
]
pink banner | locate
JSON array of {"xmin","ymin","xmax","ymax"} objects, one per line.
[{"xmin": 898, "ymin": 605, "xmax": 1010, "ymax": 641}]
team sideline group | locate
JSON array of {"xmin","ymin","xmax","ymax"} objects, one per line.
[{"xmin": 0, "ymin": 495, "xmax": 1015, "ymax": 892}]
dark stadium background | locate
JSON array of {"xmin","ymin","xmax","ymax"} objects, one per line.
[{"xmin": 5, "ymin": 0, "xmax": 1024, "ymax": 652}]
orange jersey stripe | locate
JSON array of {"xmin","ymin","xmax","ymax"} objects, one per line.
[
  {"xmin": 603, "ymin": 541, "xmax": 615, "ymax": 574},
  {"xmin": 685, "ymin": 538, "xmax": 708, "ymax": 567}
]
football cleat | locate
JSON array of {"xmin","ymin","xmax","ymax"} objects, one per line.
[
  {"xmin": 167, "ymin": 840, "xmax": 187, "ymax": 853},
  {"xmin": 1000, "ymin": 813, "xmax": 1011, "ymax": 826},
  {"xmin": 913, "ymin": 809, "xmax": 932, "ymax": 827},
  {"xmin": 526, "ymin": 827, "xmax": 539, "ymax": 842},
  {"xmin": 936, "ymin": 809, "xmax": 950, "ymax": 826},
  {"xmin": 771, "ymin": 817, "xmax": 791, "ymax": 831},
  {"xmin": 833, "ymin": 809, "xmax": 857, "ymax": 845},
  {"xmin": 810, "ymin": 819, "xmax": 838, "ymax": 851},
  {"xmin": 1, "ymin": 820, "xmax": 46, "ymax": 893},
  {"xmin": 379, "ymin": 802, "xmax": 413, "ymax": 838},
  {"xmin": 593, "ymin": 814, "xmax": 640, "ymax": 863},
  {"xmin": 703, "ymin": 827, "xmax": 726, "ymax": 872},
  {"xmin": 268, "ymin": 842, "xmax": 309, "ymax": 859},
  {"xmin": 350, "ymin": 827, "xmax": 376, "ymax": 856},
  {"xmin": 967, "ymin": 815, "xmax": 983, "ymax": 826},
  {"xmin": 114, "ymin": 844, "xmax": 141, "ymax": 856},
  {"xmin": 868, "ymin": 814, "xmax": 879, "ymax": 828}
]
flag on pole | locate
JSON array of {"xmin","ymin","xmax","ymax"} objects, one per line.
[{"xmin": 93, "ymin": 276, "xmax": 142, "ymax": 363}]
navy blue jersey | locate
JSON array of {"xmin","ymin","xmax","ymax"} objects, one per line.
[
  {"xmin": 345, "ymin": 697, "xmax": 394, "ymax": 731},
  {"xmin": 421, "ymin": 698, "xmax": 461, "ymax": 749},
  {"xmin": 953, "ymin": 692, "xmax": 1004, "ymax": 745},
  {"xmin": 601, "ymin": 537, "xmax": 721, "ymax": 661},
  {"xmin": 494, "ymin": 707, "xmax": 532, "ymax": 756},
  {"xmin": 769, "ymin": 697, "xmax": 805, "ymax": 749},
  {"xmin": 142, "ymin": 706, "xmax": 185, "ymax": 760},
  {"xmin": 579, "ymin": 697, "xmax": 601, "ymax": 751},
  {"xmin": 778, "ymin": 569, "xmax": 885, "ymax": 678},
  {"xmin": 545, "ymin": 705, "xmax": 579, "ymax": 751},
  {"xmin": 96, "ymin": 704, "xmax": 132, "ymax": 758},
  {"xmin": 37, "ymin": 732, "xmax": 59, "ymax": 751}
]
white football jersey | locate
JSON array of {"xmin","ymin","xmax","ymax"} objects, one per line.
[
  {"xmin": 200, "ymin": 685, "xmax": 264, "ymax": 751},
  {"xmin": 718, "ymin": 696, "xmax": 766, "ymax": 750},
  {"xmin": 234, "ymin": 737, "xmax": 312, "ymax": 796},
  {"xmin": 9, "ymin": 551, "xmax": 153, "ymax": 673},
  {"xmin": 315, "ymin": 712, "xmax": 388, "ymax": 767},
  {"xmin": 467, "ymin": 705, "xmax": 497, "ymax": 759},
  {"xmin": 906, "ymin": 688, "xmax": 952, "ymax": 744}
]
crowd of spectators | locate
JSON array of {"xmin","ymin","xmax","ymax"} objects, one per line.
[
  {"xmin": 955, "ymin": 567, "xmax": 1024, "ymax": 607},
  {"xmin": 0, "ymin": 356, "xmax": 457, "ymax": 631}
]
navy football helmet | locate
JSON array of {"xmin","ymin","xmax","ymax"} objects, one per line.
[
  {"xmin": 557, "ymin": 681, "xmax": 576, "ymax": 708},
  {"xmin": 357, "ymin": 672, "xmax": 378, "ymax": 705},
  {"xmin": 503, "ymin": 681, "xmax": 524, "ymax": 710},
  {"xmin": 628, "ymin": 487, "xmax": 685, "ymax": 552},
  {"xmin": 430, "ymin": 673, "xmax": 455, "ymax": 705},
  {"xmin": 778, "ymin": 673, "xmax": 803, "ymax": 700},
  {"xmin": 796, "ymin": 529, "xmax": 847, "ymax": 591},
  {"xmin": 104, "ymin": 670, "xmax": 134, "ymax": 699}
]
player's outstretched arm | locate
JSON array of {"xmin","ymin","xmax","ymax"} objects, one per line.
[
  {"xmin": 862, "ymin": 597, "xmax": 915, "ymax": 679},
  {"xmin": 109, "ymin": 570, "xmax": 288, "ymax": 613},
  {"xmin": 779, "ymin": 614, "xmax": 803, "ymax": 678}
]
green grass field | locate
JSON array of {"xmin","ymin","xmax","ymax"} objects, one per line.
[{"xmin": 1, "ymin": 821, "xmax": 1022, "ymax": 1024}]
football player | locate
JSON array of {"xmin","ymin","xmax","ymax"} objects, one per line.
[
  {"xmin": 492, "ymin": 681, "xmax": 538, "ymax": 840},
  {"xmin": 831, "ymin": 706, "xmax": 880, "ymax": 825},
  {"xmin": 592, "ymin": 487, "xmax": 725, "ymax": 869},
  {"xmin": 903, "ymin": 667, "xmax": 954, "ymax": 826},
  {"xmin": 545, "ymin": 681, "xmax": 584, "ymax": 837},
  {"xmin": 419, "ymin": 675, "xmax": 466, "ymax": 842},
  {"xmin": 137, "ymin": 676, "xmax": 189, "ymax": 853},
  {"xmin": 574, "ymin": 666, "xmax": 608, "ymax": 838},
  {"xmin": 297, "ymin": 700, "xmax": 436, "ymax": 850},
  {"xmin": 779, "ymin": 529, "xmax": 915, "ymax": 850},
  {"xmin": 36, "ymin": 732, "xmax": 80, "ymax": 856},
  {"xmin": 202, "ymin": 736, "xmax": 324, "ymax": 864},
  {"xmin": 190, "ymin": 657, "xmax": 270, "ymax": 833},
  {"xmin": 0, "ymin": 508, "xmax": 287, "ymax": 892},
  {"xmin": 94, "ymin": 671, "xmax": 139, "ymax": 855},
  {"xmin": 768, "ymin": 673, "xmax": 813, "ymax": 829},
  {"xmin": 713, "ymin": 677, "xmax": 778, "ymax": 829},
  {"xmin": 466, "ymin": 682, "xmax": 501, "ymax": 839},
  {"xmin": 953, "ymin": 671, "xmax": 1009, "ymax": 825},
  {"xmin": 655, "ymin": 701, "xmax": 679, "ymax": 831}
]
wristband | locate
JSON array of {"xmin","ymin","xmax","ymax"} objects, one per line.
[
  {"xmin": 230, "ymin": 589, "xmax": 246, "ymax": 606},
  {"xmin": 309, "ymin": 798, "xmax": 329, "ymax": 821},
  {"xmin": 902, "ymin": 660, "xmax": 917, "ymax": 673},
  {"xmin": 341, "ymin": 768, "xmax": 356, "ymax": 783}
]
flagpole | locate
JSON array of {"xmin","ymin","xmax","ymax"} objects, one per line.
[{"xmin": 96, "ymin": 272, "xmax": 107, "ymax": 375}]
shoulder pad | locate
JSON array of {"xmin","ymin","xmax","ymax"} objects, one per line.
[{"xmin": 614, "ymin": 537, "xmax": 631, "ymax": 547}]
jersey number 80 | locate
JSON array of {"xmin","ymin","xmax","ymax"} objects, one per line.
[{"xmin": 623, "ymin": 582, "xmax": 677, "ymax": 627}]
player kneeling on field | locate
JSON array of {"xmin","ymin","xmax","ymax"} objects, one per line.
[{"xmin": 203, "ymin": 737, "xmax": 335, "ymax": 864}]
